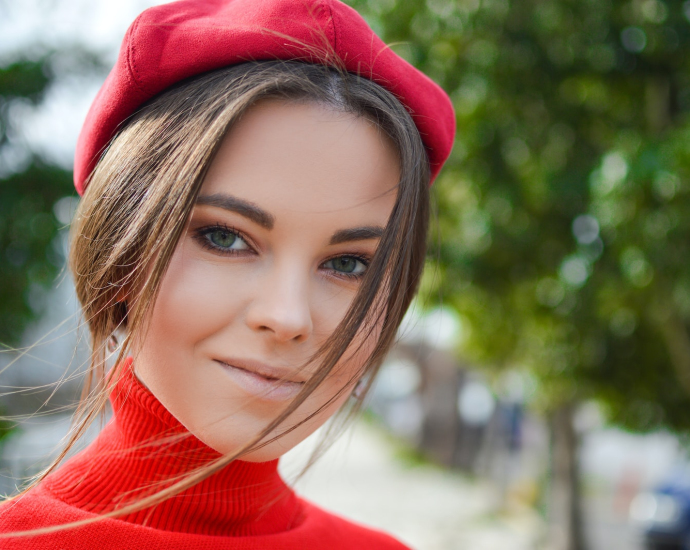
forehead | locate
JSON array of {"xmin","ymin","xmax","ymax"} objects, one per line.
[{"xmin": 200, "ymin": 100, "xmax": 400, "ymax": 221}]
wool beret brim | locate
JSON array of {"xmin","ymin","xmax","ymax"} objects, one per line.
[{"xmin": 73, "ymin": 0, "xmax": 456, "ymax": 195}]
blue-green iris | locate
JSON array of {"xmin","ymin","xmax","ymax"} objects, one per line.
[{"xmin": 208, "ymin": 230, "xmax": 237, "ymax": 249}]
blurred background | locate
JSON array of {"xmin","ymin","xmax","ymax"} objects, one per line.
[{"xmin": 3, "ymin": 0, "xmax": 690, "ymax": 549}]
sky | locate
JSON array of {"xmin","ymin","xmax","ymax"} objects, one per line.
[{"xmin": 0, "ymin": 0, "xmax": 169, "ymax": 169}]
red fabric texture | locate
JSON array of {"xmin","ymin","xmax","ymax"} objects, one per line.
[
  {"xmin": 0, "ymin": 360, "xmax": 409, "ymax": 549},
  {"xmin": 74, "ymin": 0, "xmax": 455, "ymax": 194}
]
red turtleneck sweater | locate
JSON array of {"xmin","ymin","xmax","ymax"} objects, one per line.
[{"xmin": 0, "ymin": 361, "xmax": 409, "ymax": 549}]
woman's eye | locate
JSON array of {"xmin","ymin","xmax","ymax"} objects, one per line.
[
  {"xmin": 323, "ymin": 256, "xmax": 368, "ymax": 277},
  {"xmin": 202, "ymin": 228, "xmax": 249, "ymax": 251}
]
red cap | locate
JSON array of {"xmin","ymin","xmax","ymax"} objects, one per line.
[{"xmin": 74, "ymin": 0, "xmax": 456, "ymax": 195}]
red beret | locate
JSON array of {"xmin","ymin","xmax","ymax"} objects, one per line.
[{"xmin": 74, "ymin": 0, "xmax": 456, "ymax": 195}]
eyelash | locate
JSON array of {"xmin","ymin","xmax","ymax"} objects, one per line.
[
  {"xmin": 321, "ymin": 253, "xmax": 370, "ymax": 281},
  {"xmin": 192, "ymin": 223, "xmax": 371, "ymax": 280},
  {"xmin": 193, "ymin": 224, "xmax": 255, "ymax": 255}
]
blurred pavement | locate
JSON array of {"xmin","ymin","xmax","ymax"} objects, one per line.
[{"xmin": 282, "ymin": 421, "xmax": 545, "ymax": 550}]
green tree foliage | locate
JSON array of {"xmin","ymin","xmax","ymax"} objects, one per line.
[
  {"xmin": 0, "ymin": 58, "xmax": 76, "ymax": 346},
  {"xmin": 346, "ymin": 0, "xmax": 690, "ymax": 432}
]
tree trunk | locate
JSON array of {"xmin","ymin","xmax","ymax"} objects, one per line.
[
  {"xmin": 548, "ymin": 402, "xmax": 586, "ymax": 550},
  {"xmin": 657, "ymin": 313, "xmax": 690, "ymax": 396},
  {"xmin": 645, "ymin": 75, "xmax": 671, "ymax": 134}
]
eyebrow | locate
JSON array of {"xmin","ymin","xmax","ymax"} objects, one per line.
[
  {"xmin": 196, "ymin": 193, "xmax": 275, "ymax": 230},
  {"xmin": 329, "ymin": 226, "xmax": 384, "ymax": 245}
]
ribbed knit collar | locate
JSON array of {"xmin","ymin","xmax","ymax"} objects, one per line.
[{"xmin": 44, "ymin": 359, "xmax": 304, "ymax": 536}]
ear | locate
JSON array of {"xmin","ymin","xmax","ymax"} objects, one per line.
[
  {"xmin": 352, "ymin": 377, "xmax": 367, "ymax": 400},
  {"xmin": 110, "ymin": 282, "xmax": 130, "ymax": 304}
]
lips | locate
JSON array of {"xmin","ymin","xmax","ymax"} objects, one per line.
[{"xmin": 215, "ymin": 358, "xmax": 306, "ymax": 402}]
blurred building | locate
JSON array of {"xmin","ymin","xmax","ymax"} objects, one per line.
[{"xmin": 368, "ymin": 307, "xmax": 549, "ymax": 511}]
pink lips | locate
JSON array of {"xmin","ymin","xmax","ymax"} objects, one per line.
[{"xmin": 215, "ymin": 359, "xmax": 306, "ymax": 402}]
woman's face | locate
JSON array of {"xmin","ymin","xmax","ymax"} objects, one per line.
[{"xmin": 133, "ymin": 99, "xmax": 399, "ymax": 461}]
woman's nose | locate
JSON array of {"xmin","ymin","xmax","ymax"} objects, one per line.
[{"xmin": 245, "ymin": 263, "xmax": 313, "ymax": 343}]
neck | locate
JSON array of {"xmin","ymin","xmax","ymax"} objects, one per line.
[{"xmin": 44, "ymin": 359, "xmax": 303, "ymax": 536}]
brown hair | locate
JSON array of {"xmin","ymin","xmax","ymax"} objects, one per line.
[{"xmin": 14, "ymin": 60, "xmax": 429, "ymax": 530}]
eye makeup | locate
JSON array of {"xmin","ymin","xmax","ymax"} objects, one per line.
[
  {"xmin": 189, "ymin": 211, "xmax": 374, "ymax": 282},
  {"xmin": 193, "ymin": 223, "xmax": 256, "ymax": 256}
]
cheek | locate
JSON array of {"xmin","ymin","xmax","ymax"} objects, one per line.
[
  {"xmin": 305, "ymin": 291, "xmax": 386, "ymax": 407},
  {"xmin": 310, "ymin": 280, "xmax": 363, "ymax": 340},
  {"xmin": 150, "ymin": 246, "xmax": 251, "ymax": 342},
  {"xmin": 132, "ymin": 244, "xmax": 256, "ymax": 407}
]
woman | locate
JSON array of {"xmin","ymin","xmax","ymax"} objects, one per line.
[{"xmin": 0, "ymin": 0, "xmax": 455, "ymax": 547}]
